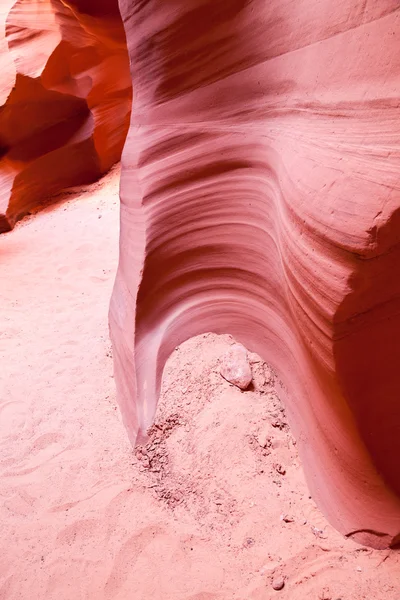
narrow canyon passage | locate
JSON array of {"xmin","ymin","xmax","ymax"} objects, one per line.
[{"xmin": 1, "ymin": 170, "xmax": 399, "ymax": 599}]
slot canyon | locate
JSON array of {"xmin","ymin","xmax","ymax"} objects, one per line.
[{"xmin": 1, "ymin": 0, "xmax": 400, "ymax": 598}]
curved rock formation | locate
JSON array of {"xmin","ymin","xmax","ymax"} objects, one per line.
[
  {"xmin": 0, "ymin": 0, "xmax": 131, "ymax": 232},
  {"xmin": 110, "ymin": 0, "xmax": 400, "ymax": 548}
]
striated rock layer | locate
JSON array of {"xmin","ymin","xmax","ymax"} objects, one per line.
[
  {"xmin": 0, "ymin": 0, "xmax": 131, "ymax": 232},
  {"xmin": 109, "ymin": 1, "xmax": 400, "ymax": 548}
]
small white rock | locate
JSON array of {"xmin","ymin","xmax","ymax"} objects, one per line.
[
  {"xmin": 220, "ymin": 344, "xmax": 252, "ymax": 390},
  {"xmin": 271, "ymin": 577, "xmax": 285, "ymax": 591}
]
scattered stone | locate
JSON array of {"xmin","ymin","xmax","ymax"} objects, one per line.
[
  {"xmin": 220, "ymin": 344, "xmax": 252, "ymax": 390},
  {"xmin": 134, "ymin": 414, "xmax": 182, "ymax": 489},
  {"xmin": 271, "ymin": 418, "xmax": 286, "ymax": 430},
  {"xmin": 257, "ymin": 426, "xmax": 272, "ymax": 449},
  {"xmin": 274, "ymin": 463, "xmax": 286, "ymax": 475},
  {"xmin": 311, "ymin": 526, "xmax": 328, "ymax": 539},
  {"xmin": 243, "ymin": 537, "xmax": 255, "ymax": 548},
  {"xmin": 249, "ymin": 356, "xmax": 274, "ymax": 392},
  {"xmin": 280, "ymin": 514, "xmax": 294, "ymax": 523},
  {"xmin": 248, "ymin": 352, "xmax": 262, "ymax": 364},
  {"xmin": 271, "ymin": 577, "xmax": 285, "ymax": 591}
]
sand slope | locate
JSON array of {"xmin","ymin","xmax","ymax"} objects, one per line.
[{"xmin": 0, "ymin": 167, "xmax": 399, "ymax": 599}]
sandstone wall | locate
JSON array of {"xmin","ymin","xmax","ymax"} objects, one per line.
[
  {"xmin": 0, "ymin": 0, "xmax": 131, "ymax": 232},
  {"xmin": 110, "ymin": 0, "xmax": 400, "ymax": 548}
]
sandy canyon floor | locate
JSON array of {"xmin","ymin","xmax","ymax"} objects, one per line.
[{"xmin": 1, "ymin": 166, "xmax": 400, "ymax": 600}]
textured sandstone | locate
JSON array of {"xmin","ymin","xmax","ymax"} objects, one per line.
[
  {"xmin": 0, "ymin": 0, "xmax": 131, "ymax": 232},
  {"xmin": 109, "ymin": 0, "xmax": 400, "ymax": 548}
]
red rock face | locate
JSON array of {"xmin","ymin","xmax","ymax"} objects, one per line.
[
  {"xmin": 110, "ymin": 0, "xmax": 400, "ymax": 548},
  {"xmin": 0, "ymin": 0, "xmax": 131, "ymax": 232}
]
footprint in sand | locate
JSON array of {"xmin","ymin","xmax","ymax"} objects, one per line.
[
  {"xmin": 3, "ymin": 432, "xmax": 69, "ymax": 477},
  {"xmin": 0, "ymin": 401, "xmax": 27, "ymax": 441}
]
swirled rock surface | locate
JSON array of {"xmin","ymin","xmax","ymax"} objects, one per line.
[
  {"xmin": 0, "ymin": 0, "xmax": 131, "ymax": 232},
  {"xmin": 110, "ymin": 0, "xmax": 400, "ymax": 548}
]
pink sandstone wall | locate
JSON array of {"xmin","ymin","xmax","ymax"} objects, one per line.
[
  {"xmin": 0, "ymin": 0, "xmax": 131, "ymax": 232},
  {"xmin": 109, "ymin": 0, "xmax": 400, "ymax": 548}
]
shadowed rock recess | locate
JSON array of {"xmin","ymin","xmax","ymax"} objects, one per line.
[
  {"xmin": 109, "ymin": 0, "xmax": 400, "ymax": 549},
  {"xmin": 0, "ymin": 0, "xmax": 131, "ymax": 232}
]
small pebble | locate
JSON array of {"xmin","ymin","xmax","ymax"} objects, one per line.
[
  {"xmin": 280, "ymin": 514, "xmax": 294, "ymax": 523},
  {"xmin": 271, "ymin": 577, "xmax": 285, "ymax": 591},
  {"xmin": 274, "ymin": 463, "xmax": 286, "ymax": 475},
  {"xmin": 311, "ymin": 526, "xmax": 327, "ymax": 539}
]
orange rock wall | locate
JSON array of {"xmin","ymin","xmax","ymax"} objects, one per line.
[
  {"xmin": 0, "ymin": 0, "xmax": 131, "ymax": 232},
  {"xmin": 110, "ymin": 0, "xmax": 400, "ymax": 548}
]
